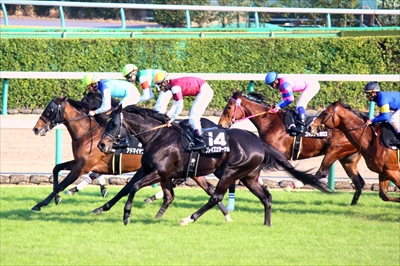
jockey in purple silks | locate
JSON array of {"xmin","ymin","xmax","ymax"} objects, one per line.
[{"xmin": 265, "ymin": 72, "xmax": 320, "ymax": 134}]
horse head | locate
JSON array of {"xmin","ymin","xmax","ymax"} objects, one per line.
[
  {"xmin": 33, "ymin": 96, "xmax": 67, "ymax": 136},
  {"xmin": 218, "ymin": 90, "xmax": 273, "ymax": 128},
  {"xmin": 98, "ymin": 105, "xmax": 127, "ymax": 153},
  {"xmin": 309, "ymin": 99, "xmax": 343, "ymax": 134}
]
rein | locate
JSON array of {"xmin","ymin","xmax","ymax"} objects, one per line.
[{"xmin": 229, "ymin": 97, "xmax": 267, "ymax": 124}]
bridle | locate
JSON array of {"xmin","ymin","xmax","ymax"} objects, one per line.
[
  {"xmin": 42, "ymin": 99, "xmax": 99, "ymax": 141},
  {"xmin": 319, "ymin": 105, "xmax": 368, "ymax": 132},
  {"xmin": 228, "ymin": 96, "xmax": 268, "ymax": 125},
  {"xmin": 102, "ymin": 112, "xmax": 163, "ymax": 147}
]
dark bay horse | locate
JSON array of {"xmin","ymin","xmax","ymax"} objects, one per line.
[
  {"xmin": 218, "ymin": 91, "xmax": 365, "ymax": 205},
  {"xmin": 95, "ymin": 105, "xmax": 331, "ymax": 226},
  {"xmin": 309, "ymin": 99, "xmax": 400, "ymax": 203},
  {"xmin": 32, "ymin": 96, "xmax": 231, "ymax": 217}
]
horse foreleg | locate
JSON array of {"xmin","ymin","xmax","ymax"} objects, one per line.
[
  {"xmin": 52, "ymin": 160, "xmax": 76, "ymax": 205},
  {"xmin": 181, "ymin": 180, "xmax": 231, "ymax": 226},
  {"xmin": 143, "ymin": 178, "xmax": 184, "ymax": 204},
  {"xmin": 154, "ymin": 180, "xmax": 174, "ymax": 219},
  {"xmin": 122, "ymin": 170, "xmax": 161, "ymax": 225},
  {"xmin": 338, "ymin": 153, "xmax": 364, "ymax": 205},
  {"xmin": 192, "ymin": 176, "xmax": 232, "ymax": 222},
  {"xmin": 31, "ymin": 166, "xmax": 83, "ymax": 211}
]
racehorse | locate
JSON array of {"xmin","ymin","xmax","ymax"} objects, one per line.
[
  {"xmin": 218, "ymin": 91, "xmax": 365, "ymax": 205},
  {"xmin": 309, "ymin": 99, "xmax": 400, "ymax": 203},
  {"xmin": 31, "ymin": 95, "xmax": 231, "ymax": 215},
  {"xmin": 95, "ymin": 104, "xmax": 331, "ymax": 226}
]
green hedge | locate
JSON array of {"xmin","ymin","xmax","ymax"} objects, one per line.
[{"xmin": 1, "ymin": 36, "xmax": 399, "ymax": 111}]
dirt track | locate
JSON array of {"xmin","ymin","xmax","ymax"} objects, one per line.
[{"xmin": 0, "ymin": 114, "xmax": 379, "ymax": 183}]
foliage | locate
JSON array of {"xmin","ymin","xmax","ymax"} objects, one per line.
[
  {"xmin": 0, "ymin": 187, "xmax": 399, "ymax": 265},
  {"xmin": 0, "ymin": 37, "xmax": 399, "ymax": 111}
]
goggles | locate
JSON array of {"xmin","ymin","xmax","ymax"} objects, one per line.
[{"xmin": 124, "ymin": 71, "xmax": 136, "ymax": 80}]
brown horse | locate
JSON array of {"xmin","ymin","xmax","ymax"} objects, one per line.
[
  {"xmin": 218, "ymin": 91, "xmax": 365, "ymax": 205},
  {"xmin": 309, "ymin": 99, "xmax": 400, "ymax": 203},
  {"xmin": 31, "ymin": 96, "xmax": 231, "ymax": 219}
]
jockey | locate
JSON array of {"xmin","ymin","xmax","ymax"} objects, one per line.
[
  {"xmin": 265, "ymin": 72, "xmax": 320, "ymax": 134},
  {"xmin": 122, "ymin": 64, "xmax": 172, "ymax": 113},
  {"xmin": 364, "ymin": 82, "xmax": 400, "ymax": 145},
  {"xmin": 153, "ymin": 71, "xmax": 214, "ymax": 150},
  {"xmin": 82, "ymin": 73, "xmax": 140, "ymax": 116}
]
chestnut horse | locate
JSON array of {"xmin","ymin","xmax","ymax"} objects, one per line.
[
  {"xmin": 218, "ymin": 91, "xmax": 365, "ymax": 205},
  {"xmin": 32, "ymin": 96, "xmax": 228, "ymax": 216},
  {"xmin": 95, "ymin": 104, "xmax": 331, "ymax": 226},
  {"xmin": 309, "ymin": 99, "xmax": 399, "ymax": 203}
]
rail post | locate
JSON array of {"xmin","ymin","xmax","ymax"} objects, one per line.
[
  {"xmin": 1, "ymin": 4, "xmax": 8, "ymax": 26},
  {"xmin": 120, "ymin": 8, "xmax": 126, "ymax": 29},
  {"xmin": 1, "ymin": 79, "xmax": 9, "ymax": 115},
  {"xmin": 55, "ymin": 129, "xmax": 63, "ymax": 165},
  {"xmin": 186, "ymin": 10, "xmax": 191, "ymax": 29},
  {"xmin": 59, "ymin": 6, "xmax": 65, "ymax": 28}
]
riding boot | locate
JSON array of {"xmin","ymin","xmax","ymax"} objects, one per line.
[
  {"xmin": 293, "ymin": 108, "xmax": 306, "ymax": 134},
  {"xmin": 192, "ymin": 129, "xmax": 206, "ymax": 151}
]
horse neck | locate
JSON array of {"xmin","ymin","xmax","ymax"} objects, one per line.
[
  {"xmin": 123, "ymin": 112, "xmax": 164, "ymax": 144},
  {"xmin": 63, "ymin": 103, "xmax": 101, "ymax": 141},
  {"xmin": 335, "ymin": 107, "xmax": 374, "ymax": 153},
  {"xmin": 241, "ymin": 98, "xmax": 275, "ymax": 132}
]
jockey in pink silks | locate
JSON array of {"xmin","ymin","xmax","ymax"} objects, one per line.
[
  {"xmin": 153, "ymin": 71, "xmax": 214, "ymax": 150},
  {"xmin": 265, "ymin": 72, "xmax": 320, "ymax": 134}
]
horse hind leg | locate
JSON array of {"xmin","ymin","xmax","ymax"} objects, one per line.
[
  {"xmin": 240, "ymin": 176, "xmax": 272, "ymax": 226},
  {"xmin": 379, "ymin": 174, "xmax": 400, "ymax": 203}
]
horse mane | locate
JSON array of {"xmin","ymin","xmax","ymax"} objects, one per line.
[
  {"xmin": 338, "ymin": 101, "xmax": 369, "ymax": 122},
  {"xmin": 66, "ymin": 98, "xmax": 109, "ymax": 125},
  {"xmin": 245, "ymin": 92, "xmax": 272, "ymax": 106},
  {"xmin": 124, "ymin": 105, "xmax": 170, "ymax": 124}
]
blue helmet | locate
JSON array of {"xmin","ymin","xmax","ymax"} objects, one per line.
[{"xmin": 265, "ymin": 72, "xmax": 278, "ymax": 86}]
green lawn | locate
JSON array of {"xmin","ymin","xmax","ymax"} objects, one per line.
[{"xmin": 0, "ymin": 186, "xmax": 399, "ymax": 265}]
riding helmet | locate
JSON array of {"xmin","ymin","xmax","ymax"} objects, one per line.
[
  {"xmin": 265, "ymin": 72, "xmax": 278, "ymax": 86},
  {"xmin": 122, "ymin": 64, "xmax": 138, "ymax": 78},
  {"xmin": 153, "ymin": 71, "xmax": 168, "ymax": 84},
  {"xmin": 82, "ymin": 73, "xmax": 100, "ymax": 87},
  {"xmin": 364, "ymin": 82, "xmax": 380, "ymax": 93}
]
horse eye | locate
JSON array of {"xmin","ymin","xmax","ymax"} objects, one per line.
[{"xmin": 46, "ymin": 107, "xmax": 54, "ymax": 116}]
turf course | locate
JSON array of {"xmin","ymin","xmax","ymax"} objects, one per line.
[{"xmin": 0, "ymin": 186, "xmax": 398, "ymax": 265}]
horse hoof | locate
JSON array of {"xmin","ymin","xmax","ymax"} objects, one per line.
[
  {"xmin": 55, "ymin": 196, "xmax": 62, "ymax": 205},
  {"xmin": 225, "ymin": 214, "xmax": 234, "ymax": 223},
  {"xmin": 179, "ymin": 216, "xmax": 193, "ymax": 226},
  {"xmin": 31, "ymin": 206, "xmax": 41, "ymax": 211},
  {"xmin": 64, "ymin": 190, "xmax": 74, "ymax": 196},
  {"xmin": 92, "ymin": 208, "xmax": 102, "ymax": 215},
  {"xmin": 123, "ymin": 217, "xmax": 130, "ymax": 225},
  {"xmin": 143, "ymin": 198, "xmax": 153, "ymax": 204},
  {"xmin": 179, "ymin": 220, "xmax": 188, "ymax": 226},
  {"xmin": 101, "ymin": 189, "xmax": 108, "ymax": 198}
]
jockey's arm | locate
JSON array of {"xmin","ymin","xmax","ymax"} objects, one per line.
[
  {"xmin": 372, "ymin": 103, "xmax": 391, "ymax": 123},
  {"xmin": 276, "ymin": 82, "xmax": 295, "ymax": 109},
  {"xmin": 94, "ymin": 88, "xmax": 112, "ymax": 114}
]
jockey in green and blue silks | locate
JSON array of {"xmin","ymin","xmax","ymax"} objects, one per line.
[
  {"xmin": 122, "ymin": 64, "xmax": 172, "ymax": 114},
  {"xmin": 83, "ymin": 73, "xmax": 140, "ymax": 116},
  {"xmin": 364, "ymin": 82, "xmax": 400, "ymax": 139},
  {"xmin": 265, "ymin": 72, "xmax": 320, "ymax": 134}
]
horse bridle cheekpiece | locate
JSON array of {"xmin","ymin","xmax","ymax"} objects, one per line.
[
  {"xmin": 43, "ymin": 100, "xmax": 65, "ymax": 128},
  {"xmin": 104, "ymin": 112, "xmax": 128, "ymax": 145}
]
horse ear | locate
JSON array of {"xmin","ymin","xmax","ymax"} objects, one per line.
[
  {"xmin": 338, "ymin": 98, "xmax": 342, "ymax": 104},
  {"xmin": 118, "ymin": 104, "xmax": 123, "ymax": 112},
  {"xmin": 60, "ymin": 96, "xmax": 66, "ymax": 102}
]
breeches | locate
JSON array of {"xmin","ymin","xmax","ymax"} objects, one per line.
[
  {"xmin": 296, "ymin": 80, "xmax": 320, "ymax": 109},
  {"xmin": 154, "ymin": 90, "xmax": 172, "ymax": 114},
  {"xmin": 189, "ymin": 83, "xmax": 214, "ymax": 131},
  {"xmin": 390, "ymin": 109, "xmax": 400, "ymax": 133},
  {"xmin": 120, "ymin": 89, "xmax": 140, "ymax": 108}
]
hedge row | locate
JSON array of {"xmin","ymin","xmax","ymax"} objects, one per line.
[{"xmin": 1, "ymin": 36, "xmax": 399, "ymax": 111}]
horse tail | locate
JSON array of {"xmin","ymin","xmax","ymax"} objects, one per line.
[{"xmin": 261, "ymin": 143, "xmax": 333, "ymax": 194}]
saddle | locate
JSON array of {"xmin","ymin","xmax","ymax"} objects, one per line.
[
  {"xmin": 283, "ymin": 109, "xmax": 329, "ymax": 161},
  {"xmin": 111, "ymin": 134, "xmax": 144, "ymax": 175},
  {"xmin": 283, "ymin": 109, "xmax": 328, "ymax": 138},
  {"xmin": 178, "ymin": 119, "xmax": 230, "ymax": 179},
  {"xmin": 379, "ymin": 122, "xmax": 399, "ymax": 150}
]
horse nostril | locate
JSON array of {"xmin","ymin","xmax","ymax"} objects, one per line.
[{"xmin": 33, "ymin": 128, "xmax": 38, "ymax": 135}]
